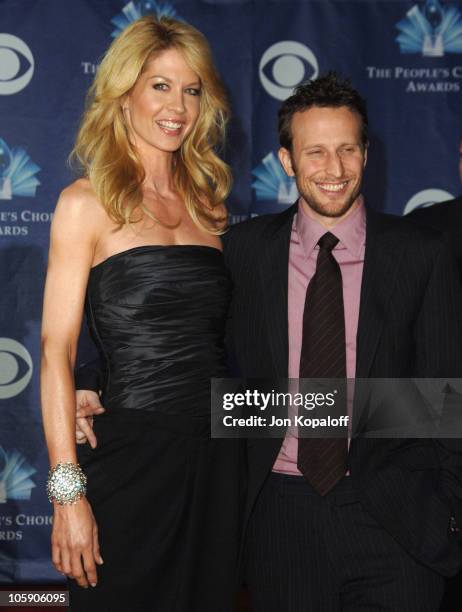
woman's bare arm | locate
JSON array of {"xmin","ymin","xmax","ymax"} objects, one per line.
[{"xmin": 41, "ymin": 181, "xmax": 104, "ymax": 587}]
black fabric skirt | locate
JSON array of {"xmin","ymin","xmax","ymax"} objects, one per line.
[{"xmin": 68, "ymin": 408, "xmax": 242, "ymax": 612}]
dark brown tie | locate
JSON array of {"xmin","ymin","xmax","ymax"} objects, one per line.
[{"xmin": 297, "ymin": 232, "xmax": 348, "ymax": 495}]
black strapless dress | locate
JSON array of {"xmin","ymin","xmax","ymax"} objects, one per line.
[{"xmin": 68, "ymin": 246, "xmax": 241, "ymax": 612}]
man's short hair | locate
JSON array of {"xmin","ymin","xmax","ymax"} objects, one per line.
[{"xmin": 278, "ymin": 72, "xmax": 369, "ymax": 151}]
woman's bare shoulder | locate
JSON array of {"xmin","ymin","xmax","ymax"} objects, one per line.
[
  {"xmin": 51, "ymin": 179, "xmax": 108, "ymax": 241},
  {"xmin": 59, "ymin": 178, "xmax": 102, "ymax": 209},
  {"xmin": 55, "ymin": 179, "xmax": 106, "ymax": 223}
]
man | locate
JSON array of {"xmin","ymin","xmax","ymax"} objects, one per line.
[
  {"xmin": 224, "ymin": 74, "xmax": 462, "ymax": 611},
  {"xmin": 407, "ymin": 137, "xmax": 462, "ymax": 612},
  {"xmin": 409, "ymin": 137, "xmax": 462, "ymax": 280},
  {"xmin": 76, "ymin": 74, "xmax": 462, "ymax": 610}
]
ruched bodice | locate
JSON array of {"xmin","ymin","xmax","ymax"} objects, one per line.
[
  {"xmin": 85, "ymin": 245, "xmax": 231, "ymax": 415},
  {"xmin": 73, "ymin": 244, "xmax": 240, "ymax": 612}
]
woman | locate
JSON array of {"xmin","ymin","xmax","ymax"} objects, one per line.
[{"xmin": 41, "ymin": 16, "xmax": 241, "ymax": 611}]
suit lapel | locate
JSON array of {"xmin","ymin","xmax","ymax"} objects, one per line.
[
  {"xmin": 356, "ymin": 210, "xmax": 404, "ymax": 378},
  {"xmin": 258, "ymin": 205, "xmax": 297, "ymax": 378},
  {"xmin": 257, "ymin": 206, "xmax": 404, "ymax": 379}
]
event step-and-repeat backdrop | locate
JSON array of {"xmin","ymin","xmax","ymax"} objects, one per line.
[{"xmin": 0, "ymin": 0, "xmax": 461, "ymax": 582}]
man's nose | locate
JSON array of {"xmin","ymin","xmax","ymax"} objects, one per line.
[{"xmin": 325, "ymin": 153, "xmax": 344, "ymax": 178}]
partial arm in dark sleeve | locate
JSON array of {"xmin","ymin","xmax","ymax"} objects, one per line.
[{"xmin": 74, "ymin": 358, "xmax": 104, "ymax": 392}]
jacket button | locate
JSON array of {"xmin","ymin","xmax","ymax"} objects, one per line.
[{"xmin": 450, "ymin": 516, "xmax": 460, "ymax": 533}]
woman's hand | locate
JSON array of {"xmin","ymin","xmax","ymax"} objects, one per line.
[
  {"xmin": 76, "ymin": 390, "xmax": 105, "ymax": 448},
  {"xmin": 52, "ymin": 497, "xmax": 104, "ymax": 588}
]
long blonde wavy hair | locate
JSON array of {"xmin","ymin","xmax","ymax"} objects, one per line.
[{"xmin": 70, "ymin": 16, "xmax": 231, "ymax": 233}]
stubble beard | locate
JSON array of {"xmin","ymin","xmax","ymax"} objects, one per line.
[
  {"xmin": 298, "ymin": 183, "xmax": 361, "ymax": 219},
  {"xmin": 292, "ymin": 161, "xmax": 362, "ymax": 219}
]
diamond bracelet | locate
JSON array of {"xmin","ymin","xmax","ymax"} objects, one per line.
[{"xmin": 46, "ymin": 462, "xmax": 87, "ymax": 505}]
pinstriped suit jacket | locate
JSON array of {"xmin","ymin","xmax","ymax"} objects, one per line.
[
  {"xmin": 223, "ymin": 204, "xmax": 462, "ymax": 577},
  {"xmin": 409, "ymin": 196, "xmax": 462, "ymax": 283}
]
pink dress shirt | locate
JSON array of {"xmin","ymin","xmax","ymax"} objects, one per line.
[{"xmin": 272, "ymin": 199, "xmax": 366, "ymax": 475}]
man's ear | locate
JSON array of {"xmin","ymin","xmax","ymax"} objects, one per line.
[
  {"xmin": 278, "ymin": 147, "xmax": 295, "ymax": 177},
  {"xmin": 363, "ymin": 144, "xmax": 368, "ymax": 168}
]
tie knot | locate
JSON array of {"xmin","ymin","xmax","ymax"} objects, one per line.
[{"xmin": 318, "ymin": 232, "xmax": 339, "ymax": 252}]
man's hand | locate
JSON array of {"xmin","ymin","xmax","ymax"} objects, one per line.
[{"xmin": 76, "ymin": 390, "xmax": 105, "ymax": 449}]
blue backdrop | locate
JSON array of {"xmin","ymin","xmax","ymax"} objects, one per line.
[{"xmin": 0, "ymin": 0, "xmax": 461, "ymax": 582}]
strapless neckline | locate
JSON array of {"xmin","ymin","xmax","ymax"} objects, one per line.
[
  {"xmin": 91, "ymin": 244, "xmax": 223, "ymax": 272},
  {"xmin": 85, "ymin": 242, "xmax": 230, "ymax": 414}
]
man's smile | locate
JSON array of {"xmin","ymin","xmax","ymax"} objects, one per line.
[{"xmin": 315, "ymin": 180, "xmax": 350, "ymax": 194}]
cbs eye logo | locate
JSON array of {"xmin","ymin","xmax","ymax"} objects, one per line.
[
  {"xmin": 0, "ymin": 34, "xmax": 34, "ymax": 95},
  {"xmin": 0, "ymin": 338, "xmax": 33, "ymax": 399},
  {"xmin": 259, "ymin": 41, "xmax": 319, "ymax": 101},
  {"xmin": 403, "ymin": 188, "xmax": 454, "ymax": 215}
]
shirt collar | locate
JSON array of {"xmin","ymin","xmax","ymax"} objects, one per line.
[{"xmin": 295, "ymin": 196, "xmax": 366, "ymax": 259}]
